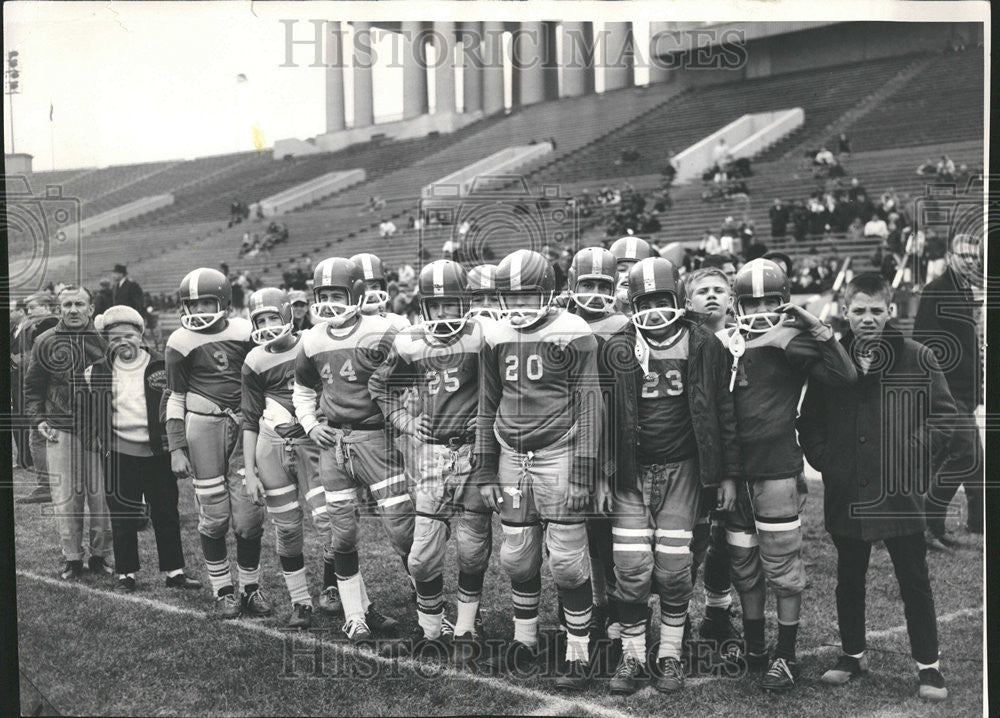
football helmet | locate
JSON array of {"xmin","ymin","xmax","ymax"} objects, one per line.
[
  {"xmin": 247, "ymin": 288, "xmax": 293, "ymax": 345},
  {"xmin": 418, "ymin": 260, "xmax": 469, "ymax": 339},
  {"xmin": 732, "ymin": 258, "xmax": 790, "ymax": 334},
  {"xmin": 627, "ymin": 257, "xmax": 686, "ymax": 331},
  {"xmin": 349, "ymin": 253, "xmax": 389, "ymax": 313},
  {"xmin": 178, "ymin": 268, "xmax": 231, "ymax": 331},
  {"xmin": 312, "ymin": 257, "xmax": 366, "ymax": 326},
  {"xmin": 609, "ymin": 235, "xmax": 655, "ymax": 291},
  {"xmin": 496, "ymin": 250, "xmax": 555, "ymax": 328},
  {"xmin": 568, "ymin": 246, "xmax": 617, "ymax": 314},
  {"xmin": 466, "ymin": 264, "xmax": 501, "ymax": 321}
]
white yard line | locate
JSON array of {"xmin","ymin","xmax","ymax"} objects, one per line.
[{"xmin": 17, "ymin": 570, "xmax": 632, "ymax": 718}]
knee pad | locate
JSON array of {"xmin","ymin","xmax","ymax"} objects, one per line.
[
  {"xmin": 408, "ymin": 515, "xmax": 448, "ymax": 582},
  {"xmin": 196, "ymin": 494, "xmax": 230, "ymax": 539},
  {"xmin": 273, "ymin": 519, "xmax": 305, "ymax": 558},
  {"xmin": 545, "ymin": 521, "xmax": 591, "ymax": 590},
  {"xmin": 755, "ymin": 518, "xmax": 805, "ymax": 597},
  {"xmin": 611, "ymin": 546, "xmax": 653, "ymax": 605},
  {"xmin": 232, "ymin": 502, "xmax": 265, "ymax": 541},
  {"xmin": 726, "ymin": 529, "xmax": 763, "ymax": 594},
  {"xmin": 380, "ymin": 498, "xmax": 415, "ymax": 558},
  {"xmin": 456, "ymin": 511, "xmax": 493, "ymax": 575},
  {"xmin": 326, "ymin": 498, "xmax": 360, "ymax": 554},
  {"xmin": 653, "ymin": 552, "xmax": 694, "ymax": 607},
  {"xmin": 500, "ymin": 522, "xmax": 542, "ymax": 583}
]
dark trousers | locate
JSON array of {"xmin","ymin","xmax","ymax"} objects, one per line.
[
  {"xmin": 103, "ymin": 450, "xmax": 185, "ymax": 575},
  {"xmin": 926, "ymin": 399, "xmax": 983, "ymax": 532},
  {"xmin": 831, "ymin": 532, "xmax": 939, "ymax": 664}
]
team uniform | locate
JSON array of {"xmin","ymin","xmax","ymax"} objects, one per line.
[
  {"xmin": 719, "ymin": 258, "xmax": 856, "ymax": 689},
  {"xmin": 165, "ymin": 269, "xmax": 268, "ymax": 618},
  {"xmin": 241, "ymin": 288, "xmax": 337, "ymax": 627},
  {"xmin": 293, "ymin": 257, "xmax": 412, "ymax": 643},
  {"xmin": 369, "ymin": 261, "xmax": 493, "ymax": 660},
  {"xmin": 475, "ymin": 250, "xmax": 603, "ymax": 690}
]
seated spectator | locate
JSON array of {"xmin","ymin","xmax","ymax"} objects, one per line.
[
  {"xmin": 397, "ymin": 263, "xmax": 416, "ymax": 286},
  {"xmin": 848, "ymin": 177, "xmax": 866, "ymax": 202},
  {"xmin": 814, "ymin": 146, "xmax": 836, "ymax": 166},
  {"xmin": 769, "ymin": 198, "xmax": 789, "ymax": 238},
  {"xmin": 713, "ymin": 138, "xmax": 730, "ymax": 165},
  {"xmin": 936, "ymin": 155, "xmax": 956, "ymax": 181},
  {"xmin": 837, "ymin": 133, "xmax": 852, "ymax": 156},
  {"xmin": 916, "ymin": 158, "xmax": 938, "ymax": 176},
  {"xmin": 864, "ymin": 215, "xmax": 889, "ymax": 239}
]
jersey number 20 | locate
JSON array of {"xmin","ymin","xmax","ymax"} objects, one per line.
[{"xmin": 505, "ymin": 354, "xmax": 543, "ymax": 381}]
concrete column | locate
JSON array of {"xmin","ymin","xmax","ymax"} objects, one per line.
[
  {"xmin": 352, "ymin": 21, "xmax": 374, "ymax": 128},
  {"xmin": 513, "ymin": 21, "xmax": 546, "ymax": 107},
  {"xmin": 481, "ymin": 20, "xmax": 505, "ymax": 115},
  {"xmin": 603, "ymin": 22, "xmax": 633, "ymax": 91},
  {"xmin": 402, "ymin": 21, "xmax": 428, "ymax": 119},
  {"xmin": 462, "ymin": 22, "xmax": 483, "ymax": 114},
  {"xmin": 648, "ymin": 22, "xmax": 675, "ymax": 85},
  {"xmin": 561, "ymin": 21, "xmax": 595, "ymax": 98},
  {"xmin": 433, "ymin": 21, "xmax": 456, "ymax": 114},
  {"xmin": 542, "ymin": 21, "xmax": 560, "ymax": 101},
  {"xmin": 325, "ymin": 21, "xmax": 345, "ymax": 132}
]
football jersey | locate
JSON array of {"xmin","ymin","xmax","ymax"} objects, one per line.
[
  {"xmin": 478, "ymin": 309, "xmax": 602, "ymax": 457},
  {"xmin": 165, "ymin": 318, "xmax": 253, "ymax": 412},
  {"xmin": 634, "ymin": 328, "xmax": 697, "ymax": 465},
  {"xmin": 242, "ymin": 336, "xmax": 305, "ymax": 438},
  {"xmin": 369, "ymin": 320, "xmax": 481, "ymax": 442},
  {"xmin": 717, "ymin": 324, "xmax": 855, "ymax": 480},
  {"xmin": 294, "ymin": 313, "xmax": 399, "ymax": 426}
]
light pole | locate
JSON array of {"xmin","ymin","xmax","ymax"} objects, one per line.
[{"xmin": 5, "ymin": 50, "xmax": 20, "ymax": 153}]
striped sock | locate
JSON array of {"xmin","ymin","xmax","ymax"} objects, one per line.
[
  {"xmin": 618, "ymin": 601, "xmax": 648, "ymax": 662},
  {"xmin": 658, "ymin": 600, "xmax": 689, "ymax": 660},
  {"xmin": 705, "ymin": 587, "xmax": 733, "ymax": 610},
  {"xmin": 279, "ymin": 554, "xmax": 311, "ymax": 607},
  {"xmin": 206, "ymin": 557, "xmax": 232, "ymax": 596},
  {"xmin": 561, "ymin": 581, "xmax": 593, "ymax": 665},
  {"xmin": 512, "ymin": 573, "xmax": 541, "ymax": 648},
  {"xmin": 916, "ymin": 660, "xmax": 939, "ymax": 672},
  {"xmin": 416, "ymin": 576, "xmax": 444, "ymax": 639},
  {"xmin": 455, "ymin": 570, "xmax": 485, "ymax": 636},
  {"xmin": 238, "ymin": 563, "xmax": 260, "ymax": 594}
]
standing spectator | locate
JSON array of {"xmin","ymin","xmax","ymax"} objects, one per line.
[
  {"xmin": 94, "ymin": 279, "xmax": 114, "ymax": 316},
  {"xmin": 797, "ymin": 273, "xmax": 953, "ymax": 703},
  {"xmin": 111, "ymin": 264, "xmax": 146, "ymax": 320},
  {"xmin": 935, "ymin": 155, "xmax": 956, "ymax": 181},
  {"xmin": 837, "ymin": 133, "xmax": 852, "ymax": 156},
  {"xmin": 915, "ymin": 232, "xmax": 984, "ymax": 542},
  {"xmin": 814, "ymin": 146, "xmax": 836, "ymax": 167},
  {"xmin": 11, "ymin": 300, "xmax": 28, "ymax": 468},
  {"xmin": 379, "ymin": 218, "xmax": 397, "ymax": 238},
  {"xmin": 80, "ymin": 306, "xmax": 202, "ymax": 593},
  {"xmin": 14, "ymin": 293, "xmax": 60, "ymax": 503},
  {"xmin": 713, "ymin": 137, "xmax": 729, "ymax": 165},
  {"xmin": 847, "ymin": 178, "xmax": 866, "ymax": 202},
  {"xmin": 397, "ymin": 263, "xmax": 416, "ymax": 287},
  {"xmin": 288, "ymin": 290, "xmax": 312, "ymax": 333},
  {"xmin": 769, "ymin": 198, "xmax": 789, "ymax": 238},
  {"xmin": 23, "ymin": 286, "xmax": 113, "ymax": 579},
  {"xmin": 392, "ymin": 281, "xmax": 419, "ymax": 323}
]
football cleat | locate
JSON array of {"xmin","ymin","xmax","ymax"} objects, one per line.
[
  {"xmin": 408, "ymin": 626, "xmax": 453, "ymax": 661},
  {"xmin": 554, "ymin": 659, "xmax": 591, "ymax": 692},
  {"xmin": 918, "ymin": 668, "xmax": 948, "ymax": 702},
  {"xmin": 699, "ymin": 609, "xmax": 742, "ymax": 645},
  {"xmin": 113, "ymin": 576, "xmax": 136, "ymax": 594},
  {"xmin": 241, "ymin": 588, "xmax": 274, "ymax": 617},
  {"xmin": 451, "ymin": 632, "xmax": 480, "ymax": 669},
  {"xmin": 165, "ymin": 573, "xmax": 203, "ymax": 590},
  {"xmin": 609, "ymin": 654, "xmax": 645, "ymax": 695},
  {"xmin": 178, "ymin": 268, "xmax": 232, "ymax": 331},
  {"xmin": 484, "ymin": 640, "xmax": 538, "ymax": 676},
  {"xmin": 760, "ymin": 657, "xmax": 798, "ymax": 692},
  {"xmin": 287, "ymin": 603, "xmax": 313, "ymax": 630},
  {"xmin": 653, "ymin": 657, "xmax": 685, "ymax": 694},
  {"xmin": 821, "ymin": 654, "xmax": 868, "ymax": 686},
  {"xmin": 343, "ymin": 618, "xmax": 375, "ymax": 647},
  {"xmin": 721, "ymin": 642, "xmax": 769, "ymax": 673},
  {"xmin": 216, "ymin": 592, "xmax": 242, "ymax": 619},
  {"xmin": 88, "ymin": 556, "xmax": 114, "ymax": 576},
  {"xmin": 365, "ymin": 604, "xmax": 400, "ymax": 637},
  {"xmin": 317, "ymin": 586, "xmax": 343, "ymax": 615}
]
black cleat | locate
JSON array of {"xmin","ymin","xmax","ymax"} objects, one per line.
[
  {"xmin": 609, "ymin": 654, "xmax": 645, "ymax": 695},
  {"xmin": 484, "ymin": 640, "xmax": 538, "ymax": 676},
  {"xmin": 241, "ymin": 588, "xmax": 274, "ymax": 617},
  {"xmin": 365, "ymin": 604, "xmax": 400, "ymax": 637},
  {"xmin": 113, "ymin": 576, "xmax": 136, "ymax": 593},
  {"xmin": 60, "ymin": 560, "xmax": 84, "ymax": 581},
  {"xmin": 653, "ymin": 657, "xmax": 685, "ymax": 694},
  {"xmin": 88, "ymin": 556, "xmax": 114, "ymax": 576},
  {"xmin": 760, "ymin": 657, "xmax": 798, "ymax": 692},
  {"xmin": 165, "ymin": 573, "xmax": 203, "ymax": 590},
  {"xmin": 317, "ymin": 586, "xmax": 343, "ymax": 615},
  {"xmin": 554, "ymin": 659, "xmax": 590, "ymax": 692},
  {"xmin": 451, "ymin": 632, "xmax": 480, "ymax": 669},
  {"xmin": 287, "ymin": 603, "xmax": 313, "ymax": 629},
  {"xmin": 821, "ymin": 654, "xmax": 868, "ymax": 685},
  {"xmin": 918, "ymin": 668, "xmax": 948, "ymax": 702}
]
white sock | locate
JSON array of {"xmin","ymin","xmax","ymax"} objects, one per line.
[
  {"xmin": 917, "ymin": 660, "xmax": 940, "ymax": 672},
  {"xmin": 118, "ymin": 573, "xmax": 135, "ymax": 580},
  {"xmin": 658, "ymin": 620, "xmax": 685, "ymax": 660},
  {"xmin": 339, "ymin": 573, "xmax": 366, "ymax": 623},
  {"xmin": 418, "ymin": 610, "xmax": 443, "ymax": 640},
  {"xmin": 283, "ymin": 567, "xmax": 312, "ymax": 607},
  {"xmin": 621, "ymin": 623, "xmax": 647, "ymax": 663},
  {"xmin": 606, "ymin": 621, "xmax": 622, "ymax": 641},
  {"xmin": 705, "ymin": 588, "xmax": 732, "ymax": 610},
  {"xmin": 455, "ymin": 600, "xmax": 479, "ymax": 637},
  {"xmin": 513, "ymin": 616, "xmax": 538, "ymax": 648},
  {"xmin": 566, "ymin": 633, "xmax": 590, "ymax": 664},
  {"xmin": 205, "ymin": 558, "xmax": 232, "ymax": 595},
  {"xmin": 166, "ymin": 568, "xmax": 184, "ymax": 578},
  {"xmin": 238, "ymin": 564, "xmax": 260, "ymax": 591},
  {"xmin": 359, "ymin": 573, "xmax": 372, "ymax": 611},
  {"xmin": 847, "ymin": 651, "xmax": 865, "ymax": 659}
]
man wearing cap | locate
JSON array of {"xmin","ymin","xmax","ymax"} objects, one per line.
[
  {"xmin": 289, "ymin": 290, "xmax": 312, "ymax": 333},
  {"xmin": 79, "ymin": 306, "xmax": 202, "ymax": 593},
  {"xmin": 111, "ymin": 264, "xmax": 146, "ymax": 320},
  {"xmin": 23, "ymin": 286, "xmax": 113, "ymax": 579}
]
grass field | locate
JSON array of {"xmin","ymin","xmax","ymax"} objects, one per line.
[{"xmin": 12, "ymin": 464, "xmax": 983, "ymax": 717}]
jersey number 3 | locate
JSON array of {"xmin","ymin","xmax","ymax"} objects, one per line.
[{"xmin": 642, "ymin": 369, "xmax": 683, "ymax": 397}]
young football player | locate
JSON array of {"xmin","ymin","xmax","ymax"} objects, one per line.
[
  {"xmin": 166, "ymin": 268, "xmax": 269, "ymax": 619},
  {"xmin": 608, "ymin": 257, "xmax": 739, "ymax": 695},
  {"xmin": 566, "ymin": 246, "xmax": 639, "ymax": 652},
  {"xmin": 369, "ymin": 260, "xmax": 493, "ymax": 665},
  {"xmin": 241, "ymin": 288, "xmax": 336, "ymax": 629},
  {"xmin": 350, "ymin": 252, "xmax": 411, "ymax": 331},
  {"xmin": 476, "ymin": 249, "xmax": 603, "ymax": 691},
  {"xmin": 683, "ymin": 267, "xmax": 740, "ymax": 646},
  {"xmin": 608, "ymin": 236, "xmax": 656, "ymax": 313},
  {"xmin": 292, "ymin": 257, "xmax": 412, "ymax": 646},
  {"xmin": 466, "ymin": 264, "xmax": 502, "ymax": 321},
  {"xmin": 720, "ymin": 258, "xmax": 856, "ymax": 691}
]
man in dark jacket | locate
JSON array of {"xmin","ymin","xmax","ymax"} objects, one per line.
[
  {"xmin": 93, "ymin": 278, "xmax": 114, "ymax": 316},
  {"xmin": 111, "ymin": 264, "xmax": 146, "ymax": 320},
  {"xmin": 798, "ymin": 273, "xmax": 955, "ymax": 703},
  {"xmin": 913, "ymin": 232, "xmax": 983, "ymax": 540},
  {"xmin": 80, "ymin": 306, "xmax": 202, "ymax": 593},
  {"xmin": 23, "ymin": 286, "xmax": 113, "ymax": 579}
]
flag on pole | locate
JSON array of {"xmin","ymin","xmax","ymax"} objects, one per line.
[{"xmin": 49, "ymin": 102, "xmax": 53, "ymax": 122}]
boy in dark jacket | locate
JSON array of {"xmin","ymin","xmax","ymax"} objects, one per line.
[
  {"xmin": 608, "ymin": 258, "xmax": 740, "ymax": 695},
  {"xmin": 798, "ymin": 273, "xmax": 955, "ymax": 702}
]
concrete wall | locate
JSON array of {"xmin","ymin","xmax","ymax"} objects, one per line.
[
  {"xmin": 79, "ymin": 194, "xmax": 174, "ymax": 236},
  {"xmin": 422, "ymin": 143, "xmax": 553, "ymax": 200},
  {"xmin": 253, "ymin": 169, "xmax": 366, "ymax": 217}
]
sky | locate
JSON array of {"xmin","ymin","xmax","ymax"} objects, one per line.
[{"xmin": 3, "ymin": 3, "xmax": 655, "ymax": 171}]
